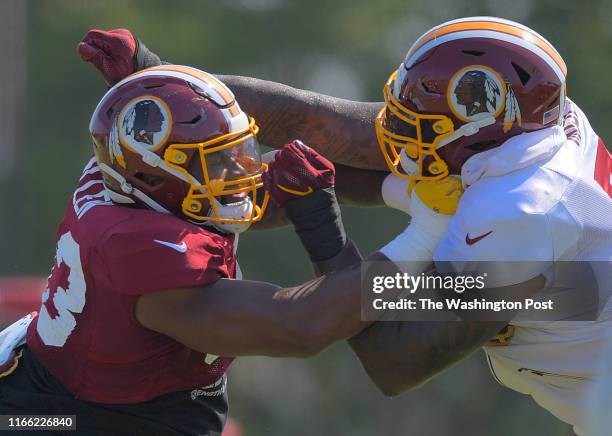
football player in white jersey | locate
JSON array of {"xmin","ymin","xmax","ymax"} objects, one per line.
[
  {"xmin": 78, "ymin": 17, "xmax": 612, "ymax": 435},
  {"xmin": 373, "ymin": 19, "xmax": 612, "ymax": 435}
]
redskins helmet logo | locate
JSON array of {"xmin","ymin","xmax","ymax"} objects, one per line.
[
  {"xmin": 118, "ymin": 96, "xmax": 172, "ymax": 152},
  {"xmin": 448, "ymin": 65, "xmax": 522, "ymax": 133},
  {"xmin": 448, "ymin": 65, "xmax": 506, "ymax": 122}
]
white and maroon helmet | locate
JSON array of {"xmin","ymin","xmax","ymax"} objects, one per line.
[
  {"xmin": 90, "ymin": 65, "xmax": 269, "ymax": 233},
  {"xmin": 376, "ymin": 17, "xmax": 567, "ymax": 182}
]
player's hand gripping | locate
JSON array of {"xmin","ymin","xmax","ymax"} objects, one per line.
[
  {"xmin": 379, "ymin": 177, "xmax": 464, "ymax": 272},
  {"xmin": 411, "ymin": 177, "xmax": 463, "ymax": 216},
  {"xmin": 77, "ymin": 28, "xmax": 161, "ymax": 86},
  {"xmin": 262, "ymin": 140, "xmax": 335, "ymax": 206},
  {"xmin": 263, "ymin": 141, "xmax": 354, "ymax": 267}
]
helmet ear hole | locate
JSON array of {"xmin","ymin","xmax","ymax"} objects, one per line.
[
  {"xmin": 511, "ymin": 61, "xmax": 531, "ymax": 86},
  {"xmin": 461, "ymin": 49, "xmax": 485, "ymax": 56},
  {"xmin": 134, "ymin": 172, "xmax": 164, "ymax": 187},
  {"xmin": 465, "ymin": 140, "xmax": 498, "ymax": 152}
]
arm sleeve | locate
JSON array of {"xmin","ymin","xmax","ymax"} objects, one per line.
[{"xmin": 381, "ymin": 174, "xmax": 411, "ymax": 215}]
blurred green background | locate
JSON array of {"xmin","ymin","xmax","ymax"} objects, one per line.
[{"xmin": 3, "ymin": 0, "xmax": 611, "ymax": 434}]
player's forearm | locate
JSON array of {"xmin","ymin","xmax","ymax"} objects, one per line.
[
  {"xmin": 334, "ymin": 164, "xmax": 386, "ymax": 207},
  {"xmin": 348, "ymin": 273, "xmax": 546, "ymax": 395},
  {"xmin": 282, "ymin": 186, "xmax": 365, "ymax": 277},
  {"xmin": 348, "ymin": 320, "xmax": 505, "ymax": 396},
  {"xmin": 136, "ymin": 256, "xmax": 383, "ymax": 358},
  {"xmin": 346, "ymin": 192, "xmax": 544, "ymax": 395},
  {"xmin": 217, "ymin": 75, "xmax": 387, "ymax": 171},
  {"xmin": 187, "ymin": 262, "xmax": 369, "ymax": 357},
  {"xmin": 253, "ymin": 251, "xmax": 396, "ymax": 356}
]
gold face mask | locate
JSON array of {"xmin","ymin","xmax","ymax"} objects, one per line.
[
  {"xmin": 375, "ymin": 70, "xmax": 455, "ymax": 182},
  {"xmin": 163, "ymin": 117, "xmax": 269, "ymax": 225}
]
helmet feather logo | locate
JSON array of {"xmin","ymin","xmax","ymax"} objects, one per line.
[
  {"xmin": 448, "ymin": 65, "xmax": 507, "ymax": 122},
  {"xmin": 503, "ymin": 83, "xmax": 522, "ymax": 133},
  {"xmin": 118, "ymin": 96, "xmax": 172, "ymax": 153},
  {"xmin": 108, "ymin": 113, "xmax": 126, "ymax": 168}
]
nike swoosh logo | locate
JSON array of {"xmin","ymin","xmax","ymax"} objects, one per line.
[
  {"xmin": 154, "ymin": 239, "xmax": 188, "ymax": 253},
  {"xmin": 465, "ymin": 231, "xmax": 493, "ymax": 246}
]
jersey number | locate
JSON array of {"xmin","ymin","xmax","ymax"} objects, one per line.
[
  {"xmin": 594, "ymin": 138, "xmax": 612, "ymax": 198},
  {"xmin": 36, "ymin": 231, "xmax": 87, "ymax": 347}
]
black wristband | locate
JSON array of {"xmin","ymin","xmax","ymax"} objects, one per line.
[
  {"xmin": 285, "ymin": 187, "xmax": 346, "ymax": 262},
  {"xmin": 312, "ymin": 238, "xmax": 362, "ymax": 276},
  {"xmin": 132, "ymin": 35, "xmax": 162, "ymax": 72}
]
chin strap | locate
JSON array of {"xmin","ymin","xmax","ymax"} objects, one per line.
[
  {"xmin": 399, "ymin": 149, "xmax": 419, "ymax": 177},
  {"xmin": 100, "ymin": 161, "xmax": 256, "ymax": 234},
  {"xmin": 208, "ymin": 197, "xmax": 254, "ymax": 235},
  {"xmin": 399, "ymin": 115, "xmax": 496, "ymax": 180},
  {"xmin": 98, "ymin": 163, "xmax": 171, "ymax": 214},
  {"xmin": 436, "ymin": 114, "xmax": 496, "ymax": 149}
]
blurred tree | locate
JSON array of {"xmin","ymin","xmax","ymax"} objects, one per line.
[{"xmin": 0, "ymin": 0, "xmax": 28, "ymax": 275}]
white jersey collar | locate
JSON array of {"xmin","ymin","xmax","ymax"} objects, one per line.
[{"xmin": 461, "ymin": 125, "xmax": 567, "ymax": 188}]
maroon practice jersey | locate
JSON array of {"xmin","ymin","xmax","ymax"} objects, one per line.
[{"xmin": 26, "ymin": 158, "xmax": 237, "ymax": 404}]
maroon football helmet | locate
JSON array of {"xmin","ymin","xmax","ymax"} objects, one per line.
[
  {"xmin": 376, "ymin": 17, "xmax": 567, "ymax": 183},
  {"xmin": 89, "ymin": 65, "xmax": 269, "ymax": 233}
]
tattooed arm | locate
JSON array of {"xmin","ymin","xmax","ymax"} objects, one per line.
[
  {"xmin": 347, "ymin": 320, "xmax": 505, "ymax": 396},
  {"xmin": 347, "ymin": 274, "xmax": 544, "ymax": 396},
  {"xmin": 217, "ymin": 75, "xmax": 387, "ymax": 171},
  {"xmin": 78, "ymin": 30, "xmax": 388, "ymax": 171}
]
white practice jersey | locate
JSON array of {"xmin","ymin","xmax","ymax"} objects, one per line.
[
  {"xmin": 382, "ymin": 98, "xmax": 612, "ymax": 434},
  {"xmin": 435, "ymin": 99, "xmax": 612, "ymax": 435}
]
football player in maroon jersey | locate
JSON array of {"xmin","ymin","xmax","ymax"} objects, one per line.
[{"xmin": 0, "ymin": 60, "xmax": 396, "ymax": 434}]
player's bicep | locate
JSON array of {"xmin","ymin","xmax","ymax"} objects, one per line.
[
  {"xmin": 135, "ymin": 278, "xmax": 310, "ymax": 357},
  {"xmin": 136, "ymin": 253, "xmax": 386, "ymax": 358}
]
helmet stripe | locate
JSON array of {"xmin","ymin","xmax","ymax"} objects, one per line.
[
  {"xmin": 108, "ymin": 65, "xmax": 248, "ymax": 134},
  {"xmin": 416, "ymin": 16, "xmax": 560, "ymax": 51},
  {"xmin": 112, "ymin": 65, "xmax": 236, "ymax": 106},
  {"xmin": 404, "ymin": 18, "xmax": 566, "ymax": 78},
  {"xmin": 144, "ymin": 65, "xmax": 237, "ymax": 105}
]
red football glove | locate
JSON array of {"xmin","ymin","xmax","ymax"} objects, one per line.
[
  {"xmin": 262, "ymin": 140, "xmax": 335, "ymax": 207},
  {"xmin": 77, "ymin": 28, "xmax": 136, "ymax": 86}
]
